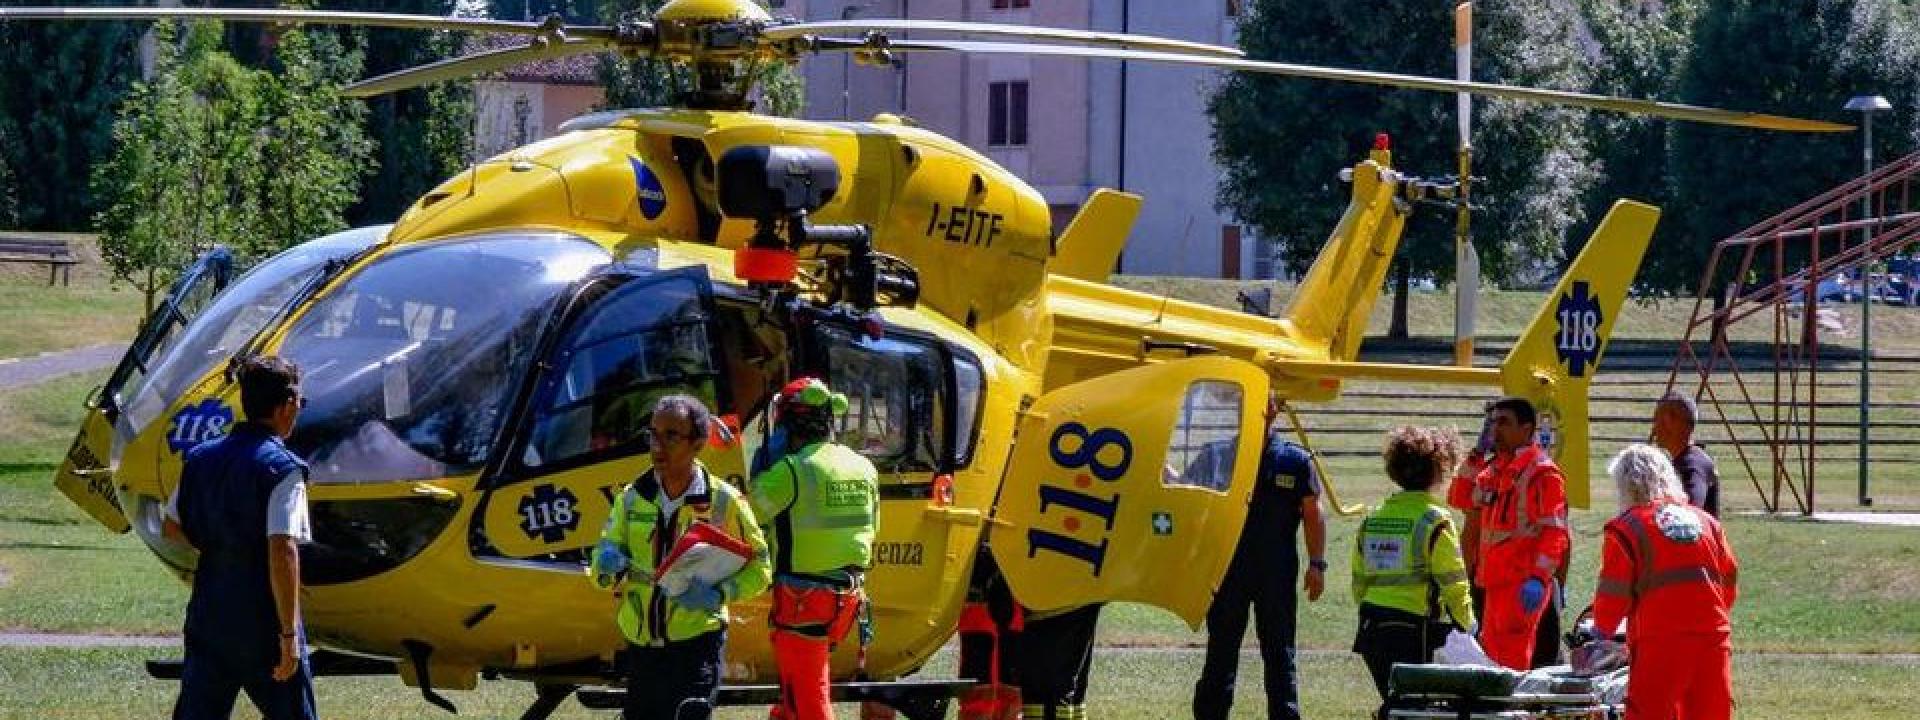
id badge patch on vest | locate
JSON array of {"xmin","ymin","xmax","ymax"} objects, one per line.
[
  {"xmin": 824, "ymin": 478, "xmax": 867, "ymax": 509},
  {"xmin": 1362, "ymin": 536, "xmax": 1406, "ymax": 572}
]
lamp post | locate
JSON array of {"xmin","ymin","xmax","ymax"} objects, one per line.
[{"xmin": 1845, "ymin": 94, "xmax": 1889, "ymax": 507}]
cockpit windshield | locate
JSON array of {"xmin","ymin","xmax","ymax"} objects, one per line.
[
  {"xmin": 278, "ymin": 233, "xmax": 609, "ymax": 484},
  {"xmin": 116, "ymin": 227, "xmax": 387, "ymax": 458}
]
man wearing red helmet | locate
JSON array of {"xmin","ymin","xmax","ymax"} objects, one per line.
[{"xmin": 748, "ymin": 377, "xmax": 880, "ymax": 720}]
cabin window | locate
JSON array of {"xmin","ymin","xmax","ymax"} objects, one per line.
[
  {"xmin": 1161, "ymin": 380, "xmax": 1244, "ymax": 492},
  {"xmin": 812, "ymin": 323, "xmax": 946, "ymax": 475}
]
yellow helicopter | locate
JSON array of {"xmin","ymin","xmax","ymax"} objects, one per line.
[{"xmin": 5, "ymin": 0, "xmax": 1848, "ymax": 715}]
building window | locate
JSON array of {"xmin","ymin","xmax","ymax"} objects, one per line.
[
  {"xmin": 989, "ymin": 80, "xmax": 1028, "ymax": 147},
  {"xmin": 1252, "ymin": 237, "xmax": 1278, "ymax": 279},
  {"xmin": 991, "ymin": 0, "xmax": 1031, "ymax": 8}
]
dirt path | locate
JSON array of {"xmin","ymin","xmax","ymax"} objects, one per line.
[
  {"xmin": 0, "ymin": 632, "xmax": 178, "ymax": 648},
  {"xmin": 1740, "ymin": 511, "xmax": 1920, "ymax": 527},
  {"xmin": 0, "ymin": 343, "xmax": 125, "ymax": 391}
]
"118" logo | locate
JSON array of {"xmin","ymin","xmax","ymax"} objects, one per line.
[{"xmin": 1026, "ymin": 422, "xmax": 1133, "ymax": 577}]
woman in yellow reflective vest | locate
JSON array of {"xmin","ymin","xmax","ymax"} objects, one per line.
[
  {"xmin": 748, "ymin": 377, "xmax": 879, "ymax": 720},
  {"xmin": 1351, "ymin": 426, "xmax": 1476, "ymax": 716},
  {"xmin": 588, "ymin": 395, "xmax": 772, "ymax": 720}
]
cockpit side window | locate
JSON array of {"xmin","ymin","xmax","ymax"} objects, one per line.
[
  {"xmin": 518, "ymin": 271, "xmax": 724, "ymax": 471},
  {"xmin": 711, "ymin": 299, "xmax": 787, "ymax": 428},
  {"xmin": 950, "ymin": 347, "xmax": 985, "ymax": 469}
]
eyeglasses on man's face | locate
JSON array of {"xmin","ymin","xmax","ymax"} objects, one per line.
[{"xmin": 640, "ymin": 427, "xmax": 696, "ymax": 447}]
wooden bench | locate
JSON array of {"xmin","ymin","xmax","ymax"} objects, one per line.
[{"xmin": 0, "ymin": 235, "xmax": 80, "ymax": 285}]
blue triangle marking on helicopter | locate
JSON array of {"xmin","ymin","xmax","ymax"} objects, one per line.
[{"xmin": 631, "ymin": 156, "xmax": 667, "ymax": 221}]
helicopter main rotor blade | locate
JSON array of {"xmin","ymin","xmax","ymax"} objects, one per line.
[
  {"xmin": 0, "ymin": 6, "xmax": 617, "ymax": 41},
  {"xmin": 766, "ymin": 19, "xmax": 1243, "ymax": 59},
  {"xmin": 859, "ymin": 39, "xmax": 1851, "ymax": 133},
  {"xmin": 343, "ymin": 38, "xmax": 616, "ymax": 98}
]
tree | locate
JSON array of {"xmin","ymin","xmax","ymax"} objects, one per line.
[
  {"xmin": 313, "ymin": 0, "xmax": 475, "ymax": 225},
  {"xmin": 94, "ymin": 21, "xmax": 267, "ymax": 313},
  {"xmin": 0, "ymin": 117, "xmax": 17, "ymax": 228},
  {"xmin": 1574, "ymin": 0, "xmax": 1701, "ymax": 283},
  {"xmin": 1663, "ymin": 0, "xmax": 1920, "ymax": 295},
  {"xmin": 1212, "ymin": 0, "xmax": 1594, "ymax": 338},
  {"xmin": 0, "ymin": 12, "xmax": 145, "ymax": 230},
  {"xmin": 254, "ymin": 24, "xmax": 376, "ymax": 252},
  {"xmin": 94, "ymin": 20, "xmax": 372, "ymax": 311}
]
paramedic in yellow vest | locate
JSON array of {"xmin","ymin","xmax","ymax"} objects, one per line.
[
  {"xmin": 1353, "ymin": 426, "xmax": 1476, "ymax": 718},
  {"xmin": 749, "ymin": 377, "xmax": 880, "ymax": 720},
  {"xmin": 589, "ymin": 395, "xmax": 771, "ymax": 720}
]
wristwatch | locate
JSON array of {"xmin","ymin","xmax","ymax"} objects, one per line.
[{"xmin": 1308, "ymin": 558, "xmax": 1329, "ymax": 572}]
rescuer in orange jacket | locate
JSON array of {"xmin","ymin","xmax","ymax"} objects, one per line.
[
  {"xmin": 1446, "ymin": 397, "xmax": 1570, "ymax": 670},
  {"xmin": 1593, "ymin": 444, "xmax": 1739, "ymax": 720}
]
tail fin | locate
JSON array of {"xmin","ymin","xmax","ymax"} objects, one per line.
[
  {"xmin": 1501, "ymin": 200, "xmax": 1660, "ymax": 508},
  {"xmin": 1281, "ymin": 147, "xmax": 1412, "ymax": 361},
  {"xmin": 1052, "ymin": 189, "xmax": 1141, "ymax": 281}
]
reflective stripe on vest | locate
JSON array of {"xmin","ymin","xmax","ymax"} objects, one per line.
[
  {"xmin": 1604, "ymin": 506, "xmax": 1730, "ymax": 597},
  {"xmin": 616, "ymin": 469, "xmax": 732, "ymax": 646},
  {"xmin": 1361, "ymin": 507, "xmax": 1449, "ymax": 586},
  {"xmin": 1482, "ymin": 449, "xmax": 1564, "ymax": 545}
]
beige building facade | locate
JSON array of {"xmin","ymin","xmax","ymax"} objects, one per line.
[
  {"xmin": 467, "ymin": 0, "xmax": 1274, "ymax": 279},
  {"xmin": 784, "ymin": 0, "xmax": 1274, "ymax": 279}
]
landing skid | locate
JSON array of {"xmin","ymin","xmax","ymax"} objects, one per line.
[
  {"xmin": 577, "ymin": 678, "xmax": 969, "ymax": 720},
  {"xmin": 146, "ymin": 652, "xmax": 966, "ymax": 720}
]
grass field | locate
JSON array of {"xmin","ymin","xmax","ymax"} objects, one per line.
[
  {"xmin": 4, "ymin": 274, "xmax": 1920, "ymax": 716},
  {"xmin": 1, "ymin": 646, "xmax": 1915, "ymax": 720},
  {"xmin": 0, "ymin": 234, "xmax": 141, "ymax": 359}
]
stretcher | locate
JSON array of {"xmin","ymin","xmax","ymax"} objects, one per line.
[{"xmin": 1385, "ymin": 664, "xmax": 1628, "ymax": 720}]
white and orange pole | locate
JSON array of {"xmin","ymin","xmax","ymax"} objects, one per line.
[{"xmin": 1454, "ymin": 1, "xmax": 1480, "ymax": 368}]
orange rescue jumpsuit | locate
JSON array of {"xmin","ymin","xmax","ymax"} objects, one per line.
[
  {"xmin": 1449, "ymin": 444, "xmax": 1569, "ymax": 670},
  {"xmin": 1593, "ymin": 501, "xmax": 1739, "ymax": 720}
]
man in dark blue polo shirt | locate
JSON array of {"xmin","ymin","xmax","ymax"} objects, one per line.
[
  {"xmin": 1192, "ymin": 401, "xmax": 1327, "ymax": 720},
  {"xmin": 164, "ymin": 355, "xmax": 317, "ymax": 720}
]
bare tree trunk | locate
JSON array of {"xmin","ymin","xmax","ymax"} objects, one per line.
[
  {"xmin": 143, "ymin": 265, "xmax": 156, "ymax": 317},
  {"xmin": 1389, "ymin": 259, "xmax": 1411, "ymax": 340}
]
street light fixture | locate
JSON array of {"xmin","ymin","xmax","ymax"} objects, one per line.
[{"xmin": 1844, "ymin": 93, "xmax": 1889, "ymax": 507}]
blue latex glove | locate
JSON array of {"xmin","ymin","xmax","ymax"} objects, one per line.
[
  {"xmin": 676, "ymin": 582, "xmax": 723, "ymax": 613},
  {"xmin": 1520, "ymin": 577, "xmax": 1547, "ymax": 613},
  {"xmin": 592, "ymin": 542, "xmax": 629, "ymax": 585}
]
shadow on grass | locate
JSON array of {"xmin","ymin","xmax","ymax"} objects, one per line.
[
  {"xmin": 0, "ymin": 515, "xmax": 88, "ymax": 527},
  {"xmin": 1359, "ymin": 335, "xmax": 1905, "ymax": 370},
  {"xmin": 0, "ymin": 542, "xmax": 128, "ymax": 552},
  {"xmin": 0, "ymin": 463, "xmax": 59, "ymax": 474}
]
